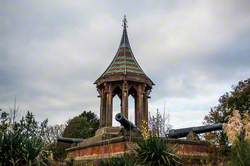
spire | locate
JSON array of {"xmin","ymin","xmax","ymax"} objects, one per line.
[
  {"xmin": 122, "ymin": 15, "xmax": 127, "ymax": 28},
  {"xmin": 119, "ymin": 15, "xmax": 130, "ymax": 48},
  {"xmin": 95, "ymin": 15, "xmax": 154, "ymax": 86}
]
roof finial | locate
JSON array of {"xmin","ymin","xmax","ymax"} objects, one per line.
[{"xmin": 122, "ymin": 15, "xmax": 128, "ymax": 29}]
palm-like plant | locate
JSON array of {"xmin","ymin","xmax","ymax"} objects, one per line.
[
  {"xmin": 0, "ymin": 130, "xmax": 24, "ymax": 165},
  {"xmin": 136, "ymin": 136, "xmax": 181, "ymax": 166},
  {"xmin": 230, "ymin": 134, "xmax": 250, "ymax": 166},
  {"xmin": 0, "ymin": 111, "xmax": 49, "ymax": 166},
  {"xmin": 0, "ymin": 129, "xmax": 49, "ymax": 166}
]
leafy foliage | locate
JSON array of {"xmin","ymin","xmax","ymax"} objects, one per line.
[
  {"xmin": 204, "ymin": 78, "xmax": 250, "ymax": 144},
  {"xmin": 0, "ymin": 109, "xmax": 9, "ymax": 132},
  {"xmin": 63, "ymin": 111, "xmax": 99, "ymax": 138},
  {"xmin": 229, "ymin": 134, "xmax": 250, "ymax": 166},
  {"xmin": 0, "ymin": 111, "xmax": 49, "ymax": 165},
  {"xmin": 136, "ymin": 136, "xmax": 181, "ymax": 166},
  {"xmin": 53, "ymin": 111, "xmax": 99, "ymax": 160},
  {"xmin": 223, "ymin": 110, "xmax": 250, "ymax": 165}
]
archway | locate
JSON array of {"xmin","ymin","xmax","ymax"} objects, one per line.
[
  {"xmin": 128, "ymin": 95, "xmax": 135, "ymax": 124},
  {"xmin": 112, "ymin": 86, "xmax": 122, "ymax": 126},
  {"xmin": 112, "ymin": 95, "xmax": 121, "ymax": 126},
  {"xmin": 128, "ymin": 86, "xmax": 137, "ymax": 125}
]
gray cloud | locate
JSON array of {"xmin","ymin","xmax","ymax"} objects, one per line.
[{"xmin": 1, "ymin": 0, "xmax": 250, "ymax": 127}]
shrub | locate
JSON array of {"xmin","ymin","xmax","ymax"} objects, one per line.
[
  {"xmin": 136, "ymin": 136, "xmax": 181, "ymax": 166},
  {"xmin": 0, "ymin": 111, "xmax": 49, "ymax": 165},
  {"xmin": 229, "ymin": 134, "xmax": 250, "ymax": 166}
]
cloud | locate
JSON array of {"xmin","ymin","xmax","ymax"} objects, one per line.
[{"xmin": 0, "ymin": 0, "xmax": 250, "ymax": 128}]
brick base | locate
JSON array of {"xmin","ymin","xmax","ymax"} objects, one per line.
[{"xmin": 66, "ymin": 137, "xmax": 214, "ymax": 162}]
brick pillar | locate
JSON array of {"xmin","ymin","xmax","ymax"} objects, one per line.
[
  {"xmin": 135, "ymin": 84, "xmax": 144, "ymax": 129},
  {"xmin": 121, "ymin": 81, "xmax": 128, "ymax": 118},
  {"xmin": 99, "ymin": 91, "xmax": 106, "ymax": 127},
  {"xmin": 105, "ymin": 84, "xmax": 113, "ymax": 126},
  {"xmin": 143, "ymin": 94, "xmax": 148, "ymax": 123},
  {"xmin": 135, "ymin": 94, "xmax": 138, "ymax": 126}
]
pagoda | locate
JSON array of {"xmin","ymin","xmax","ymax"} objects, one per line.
[
  {"xmin": 95, "ymin": 16, "xmax": 154, "ymax": 128},
  {"xmin": 65, "ymin": 17, "xmax": 219, "ymax": 164}
]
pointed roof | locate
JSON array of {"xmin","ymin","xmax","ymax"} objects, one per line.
[{"xmin": 95, "ymin": 16, "xmax": 154, "ymax": 86}]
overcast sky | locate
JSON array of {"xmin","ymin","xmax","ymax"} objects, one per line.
[{"xmin": 1, "ymin": 0, "xmax": 250, "ymax": 128}]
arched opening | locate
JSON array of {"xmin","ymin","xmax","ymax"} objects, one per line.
[
  {"xmin": 112, "ymin": 86, "xmax": 122, "ymax": 126},
  {"xmin": 112, "ymin": 95, "xmax": 121, "ymax": 126},
  {"xmin": 128, "ymin": 86, "xmax": 137, "ymax": 124},
  {"xmin": 128, "ymin": 95, "xmax": 135, "ymax": 124}
]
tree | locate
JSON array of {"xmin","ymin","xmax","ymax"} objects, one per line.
[
  {"xmin": 0, "ymin": 109, "xmax": 9, "ymax": 132},
  {"xmin": 43, "ymin": 124, "xmax": 66, "ymax": 161},
  {"xmin": 0, "ymin": 100, "xmax": 19, "ymax": 133},
  {"xmin": 63, "ymin": 111, "xmax": 99, "ymax": 138},
  {"xmin": 53, "ymin": 111, "xmax": 99, "ymax": 160},
  {"xmin": 44, "ymin": 124, "xmax": 65, "ymax": 144},
  {"xmin": 204, "ymin": 78, "xmax": 250, "ymax": 144},
  {"xmin": 149, "ymin": 109, "xmax": 172, "ymax": 137}
]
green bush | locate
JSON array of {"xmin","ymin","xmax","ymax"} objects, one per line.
[
  {"xmin": 229, "ymin": 134, "xmax": 250, "ymax": 166},
  {"xmin": 0, "ymin": 111, "xmax": 49, "ymax": 165},
  {"xmin": 54, "ymin": 111, "xmax": 100, "ymax": 160},
  {"xmin": 136, "ymin": 136, "xmax": 181, "ymax": 166}
]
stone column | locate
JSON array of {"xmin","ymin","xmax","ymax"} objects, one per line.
[{"xmin": 121, "ymin": 81, "xmax": 128, "ymax": 118}]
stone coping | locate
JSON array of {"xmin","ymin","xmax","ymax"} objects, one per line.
[
  {"xmin": 66, "ymin": 136, "xmax": 209, "ymax": 152},
  {"xmin": 130, "ymin": 137, "xmax": 209, "ymax": 146},
  {"xmin": 73, "ymin": 151, "xmax": 128, "ymax": 161},
  {"xmin": 163, "ymin": 138, "xmax": 210, "ymax": 146},
  {"xmin": 66, "ymin": 136, "xmax": 127, "ymax": 151}
]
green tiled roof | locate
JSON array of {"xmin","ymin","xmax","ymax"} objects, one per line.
[
  {"xmin": 95, "ymin": 17, "xmax": 154, "ymax": 86},
  {"xmin": 101, "ymin": 25, "xmax": 146, "ymax": 76}
]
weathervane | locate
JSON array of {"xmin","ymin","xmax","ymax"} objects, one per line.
[{"xmin": 122, "ymin": 15, "xmax": 128, "ymax": 28}]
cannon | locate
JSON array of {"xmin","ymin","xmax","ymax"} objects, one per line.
[
  {"xmin": 167, "ymin": 123, "xmax": 223, "ymax": 138},
  {"xmin": 115, "ymin": 113, "xmax": 140, "ymax": 133},
  {"xmin": 57, "ymin": 136, "xmax": 83, "ymax": 144}
]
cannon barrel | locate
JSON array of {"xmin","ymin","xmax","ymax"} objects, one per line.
[
  {"xmin": 167, "ymin": 123, "xmax": 223, "ymax": 138},
  {"xmin": 115, "ymin": 113, "xmax": 139, "ymax": 132},
  {"xmin": 57, "ymin": 136, "xmax": 83, "ymax": 144}
]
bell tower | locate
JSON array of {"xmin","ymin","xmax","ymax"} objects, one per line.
[{"xmin": 94, "ymin": 16, "xmax": 154, "ymax": 129}]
